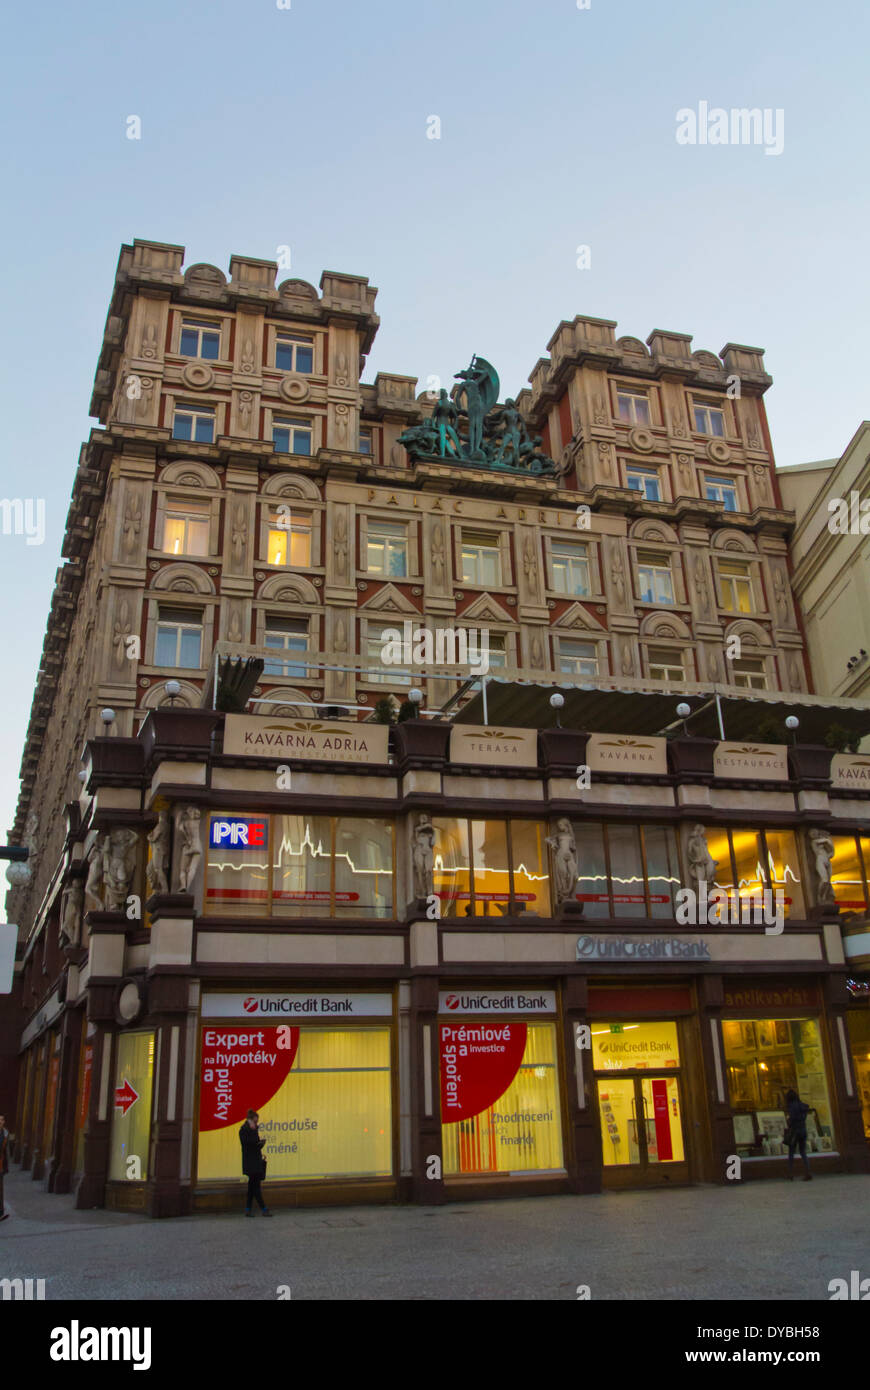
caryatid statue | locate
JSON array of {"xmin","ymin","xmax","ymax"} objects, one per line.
[
  {"xmin": 146, "ymin": 810, "xmax": 171, "ymax": 897},
  {"xmin": 412, "ymin": 813, "xmax": 436, "ymax": 901},
  {"xmin": 176, "ymin": 805, "xmax": 203, "ymax": 893},
  {"xmin": 103, "ymin": 828, "xmax": 139, "ymax": 912},
  {"xmin": 84, "ymin": 833, "xmax": 108, "ymax": 912},
  {"xmin": 59, "ymin": 878, "xmax": 84, "ymax": 948},
  {"xmin": 686, "ymin": 824, "xmax": 718, "ymax": 895},
  {"xmin": 547, "ymin": 818, "xmax": 579, "ymax": 907},
  {"xmin": 808, "ymin": 829, "xmax": 836, "ymax": 905}
]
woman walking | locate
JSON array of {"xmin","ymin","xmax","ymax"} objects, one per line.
[
  {"xmin": 784, "ymin": 1088, "xmax": 812, "ymax": 1181},
  {"xmin": 239, "ymin": 1109, "xmax": 272, "ymax": 1216}
]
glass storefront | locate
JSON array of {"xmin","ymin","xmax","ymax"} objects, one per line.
[
  {"xmin": 197, "ymin": 1022, "xmax": 393, "ymax": 1182},
  {"xmin": 829, "ymin": 835, "xmax": 870, "ymax": 912},
  {"xmin": 74, "ymin": 1030, "xmax": 94, "ymax": 1173},
  {"xmin": 439, "ymin": 1018, "xmax": 563, "ymax": 1174},
  {"xmin": 205, "ymin": 812, "xmax": 395, "ymax": 918},
  {"xmin": 846, "ymin": 1012, "xmax": 870, "ymax": 1141},
  {"xmin": 41, "ymin": 1033, "xmax": 60, "ymax": 1161},
  {"xmin": 701, "ymin": 827, "xmax": 805, "ymax": 919},
  {"xmin": 432, "ymin": 818, "xmax": 551, "ymax": 918},
  {"xmin": 592, "ymin": 1021, "xmax": 686, "ymax": 1170},
  {"xmin": 571, "ymin": 823, "xmax": 682, "ymax": 918},
  {"xmin": 722, "ymin": 1017, "xmax": 835, "ymax": 1157},
  {"xmin": 109, "ymin": 1031, "xmax": 155, "ymax": 1181}
]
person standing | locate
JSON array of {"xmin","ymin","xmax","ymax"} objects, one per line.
[
  {"xmin": 0, "ymin": 1114, "xmax": 9, "ymax": 1220},
  {"xmin": 239, "ymin": 1109, "xmax": 272, "ymax": 1217},
  {"xmin": 784, "ymin": 1088, "xmax": 812, "ymax": 1181}
]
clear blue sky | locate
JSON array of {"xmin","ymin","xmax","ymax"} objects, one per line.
[{"xmin": 1, "ymin": 0, "xmax": 868, "ymax": 842}]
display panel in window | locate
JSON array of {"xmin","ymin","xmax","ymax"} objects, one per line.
[
  {"xmin": 693, "ymin": 400, "xmax": 726, "ymax": 436},
  {"xmin": 162, "ymin": 500, "xmax": 210, "ymax": 557},
  {"xmin": 272, "ymin": 814, "xmax": 394, "ymax": 918},
  {"xmin": 722, "ymin": 1017, "xmax": 835, "ymax": 1157},
  {"xmin": 431, "ymin": 818, "xmax": 550, "ymax": 919},
  {"xmin": 180, "ymin": 318, "xmax": 221, "ymax": 361},
  {"xmin": 273, "ymin": 417, "xmax": 313, "ymax": 456},
  {"xmin": 636, "ymin": 551, "xmax": 674, "ymax": 605},
  {"xmin": 550, "ymin": 540, "xmax": 590, "ymax": 596},
  {"xmin": 172, "ymin": 405, "xmax": 215, "ymax": 443},
  {"xmin": 626, "ymin": 466, "xmax": 661, "ymax": 501},
  {"xmin": 275, "ymin": 333, "xmax": 314, "ymax": 374},
  {"xmin": 155, "ymin": 606, "xmax": 202, "ymax": 668},
  {"xmin": 267, "ymin": 510, "xmax": 312, "ymax": 567},
  {"xmin": 460, "ymin": 531, "xmax": 501, "ymax": 586},
  {"xmin": 367, "ymin": 521, "xmax": 408, "ymax": 577},
  {"xmin": 617, "ymin": 390, "xmax": 651, "ymax": 426},
  {"xmin": 206, "ymin": 813, "xmax": 271, "ymax": 912}
]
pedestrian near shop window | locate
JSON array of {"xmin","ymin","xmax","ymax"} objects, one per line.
[
  {"xmin": 783, "ymin": 1088, "xmax": 812, "ymax": 1181},
  {"xmin": 0, "ymin": 1114, "xmax": 9, "ymax": 1220},
  {"xmin": 239, "ymin": 1109, "xmax": 272, "ymax": 1217}
]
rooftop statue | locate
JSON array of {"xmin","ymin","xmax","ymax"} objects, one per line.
[{"xmin": 397, "ymin": 355, "xmax": 558, "ymax": 476}]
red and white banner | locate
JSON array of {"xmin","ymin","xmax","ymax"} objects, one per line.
[{"xmin": 439, "ymin": 1021, "xmax": 527, "ymax": 1123}]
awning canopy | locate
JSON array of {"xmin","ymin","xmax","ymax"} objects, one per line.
[{"xmin": 449, "ymin": 678, "xmax": 870, "ymax": 742}]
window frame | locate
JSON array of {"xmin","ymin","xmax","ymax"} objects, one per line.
[
  {"xmin": 704, "ymin": 474, "xmax": 739, "ymax": 511},
  {"xmin": 179, "ymin": 317, "xmax": 221, "ymax": 361},
  {"xmin": 692, "ymin": 399, "xmax": 727, "ymax": 437},
  {"xmin": 432, "ymin": 817, "xmax": 552, "ymax": 919},
  {"xmin": 154, "ymin": 606, "xmax": 203, "ymax": 669},
  {"xmin": 549, "ymin": 539, "xmax": 591, "ymax": 596},
  {"xmin": 460, "ymin": 530, "xmax": 502, "ymax": 587},
  {"xmin": 272, "ymin": 416, "xmax": 314, "ymax": 456},
  {"xmin": 557, "ymin": 637, "xmax": 599, "ymax": 678},
  {"xmin": 161, "ymin": 498, "xmax": 211, "ymax": 557},
  {"xmin": 266, "ymin": 508, "xmax": 312, "ymax": 567},
  {"xmin": 569, "ymin": 821, "xmax": 684, "ymax": 917},
  {"xmin": 635, "ymin": 550, "xmax": 675, "ymax": 606},
  {"xmin": 171, "ymin": 403, "xmax": 216, "ymax": 444},
  {"xmin": 616, "ymin": 389, "xmax": 652, "ymax": 427},
  {"xmin": 647, "ymin": 645, "xmax": 685, "ymax": 682},
  {"xmin": 262, "ymin": 616, "xmax": 309, "ymax": 679},
  {"xmin": 366, "ymin": 520, "xmax": 409, "ymax": 578},
  {"xmin": 718, "ymin": 559, "xmax": 753, "ymax": 613},
  {"xmin": 625, "ymin": 465, "xmax": 662, "ymax": 501},
  {"xmin": 275, "ymin": 333, "xmax": 315, "ymax": 375}
]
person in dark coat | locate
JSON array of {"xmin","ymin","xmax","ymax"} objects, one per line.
[
  {"xmin": 239, "ymin": 1109, "xmax": 272, "ymax": 1216},
  {"xmin": 0, "ymin": 1114, "xmax": 8, "ymax": 1221},
  {"xmin": 784, "ymin": 1088, "xmax": 812, "ymax": 1181}
]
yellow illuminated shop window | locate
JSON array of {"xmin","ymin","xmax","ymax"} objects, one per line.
[
  {"xmin": 431, "ymin": 818, "xmax": 550, "ymax": 920},
  {"xmin": 847, "ymin": 1013, "xmax": 870, "ymax": 1141},
  {"xmin": 830, "ymin": 835, "xmax": 867, "ymax": 912},
  {"xmin": 722, "ymin": 1018, "xmax": 835, "ymax": 1156},
  {"xmin": 196, "ymin": 1026, "xmax": 392, "ymax": 1183},
  {"xmin": 440, "ymin": 1021, "xmax": 563, "ymax": 1176},
  {"xmin": 109, "ymin": 1032, "xmax": 155, "ymax": 1181},
  {"xmin": 591, "ymin": 1020, "xmax": 681, "ymax": 1071}
]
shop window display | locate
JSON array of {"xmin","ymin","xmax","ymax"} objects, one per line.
[
  {"xmin": 431, "ymin": 818, "xmax": 550, "ymax": 918},
  {"xmin": 846, "ymin": 1012, "xmax": 870, "ymax": 1140},
  {"xmin": 722, "ymin": 1018, "xmax": 835, "ymax": 1156}
]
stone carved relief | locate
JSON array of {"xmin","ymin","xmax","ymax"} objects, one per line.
[
  {"xmin": 531, "ymin": 633, "xmax": 545, "ymax": 669},
  {"xmin": 103, "ymin": 828, "xmax": 139, "ymax": 911},
  {"xmin": 112, "ymin": 597, "xmax": 132, "ymax": 672},
  {"xmin": 692, "ymin": 553, "xmax": 712, "ymax": 619},
  {"xmin": 752, "ymin": 464, "xmax": 772, "ymax": 503},
  {"xmin": 620, "ymin": 640, "xmax": 635, "ymax": 676},
  {"xmin": 227, "ymin": 605, "xmax": 243, "ymax": 644},
  {"xmin": 670, "ymin": 406, "xmax": 687, "ymax": 438},
  {"xmin": 336, "ymin": 351, "xmax": 349, "ymax": 387},
  {"xmin": 239, "ymin": 391, "xmax": 254, "ymax": 429},
  {"xmin": 390, "ymin": 442, "xmax": 405, "ymax": 470},
  {"xmin": 596, "ymin": 440, "xmax": 612, "ymax": 481},
  {"xmin": 241, "ymin": 338, "xmax": 255, "ymax": 373},
  {"xmin": 140, "ymin": 322, "xmax": 158, "ymax": 359},
  {"xmin": 231, "ymin": 503, "xmax": 247, "ymax": 568},
  {"xmin": 122, "ymin": 493, "xmax": 142, "ymax": 560},
  {"xmin": 431, "ymin": 522, "xmax": 446, "ymax": 587},
  {"xmin": 522, "ymin": 535, "xmax": 539, "ymax": 592},
  {"xmin": 334, "ymin": 512, "xmax": 349, "ymax": 581},
  {"xmin": 787, "ymin": 654, "xmax": 802, "ymax": 691},
  {"xmin": 335, "ymin": 404, "xmax": 350, "ymax": 447},
  {"xmin": 609, "ymin": 545, "xmax": 626, "ymax": 605},
  {"xmin": 772, "ymin": 565, "xmax": 789, "ymax": 624},
  {"xmin": 677, "ymin": 453, "xmax": 693, "ymax": 492},
  {"xmin": 593, "ymin": 393, "xmax": 608, "ymax": 425}
]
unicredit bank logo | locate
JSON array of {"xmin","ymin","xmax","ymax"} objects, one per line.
[
  {"xmin": 445, "ymin": 994, "xmax": 460, "ymax": 1010},
  {"xmin": 243, "ymin": 997, "xmax": 259, "ymax": 1013}
]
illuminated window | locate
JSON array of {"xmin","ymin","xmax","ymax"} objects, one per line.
[
  {"xmin": 722, "ymin": 1017, "xmax": 835, "ymax": 1157},
  {"xmin": 636, "ymin": 550, "xmax": 674, "ymax": 605},
  {"xmin": 155, "ymin": 606, "xmax": 202, "ymax": 668},
  {"xmin": 829, "ymin": 835, "xmax": 870, "ymax": 912},
  {"xmin": 367, "ymin": 521, "xmax": 407, "ymax": 577},
  {"xmin": 263, "ymin": 617, "xmax": 308, "ymax": 678},
  {"xmin": 693, "ymin": 826, "xmax": 805, "ymax": 919},
  {"xmin": 431, "ymin": 818, "xmax": 551, "ymax": 919},
  {"xmin": 109, "ymin": 1032, "xmax": 155, "ymax": 1181},
  {"xmin": 626, "ymin": 466, "xmax": 661, "ymax": 500},
  {"xmin": 180, "ymin": 318, "xmax": 220, "ymax": 360},
  {"xmin": 617, "ymin": 390, "xmax": 651, "ymax": 426},
  {"xmin": 731, "ymin": 656, "xmax": 766, "ymax": 689},
  {"xmin": 558, "ymin": 639, "xmax": 597, "ymax": 677},
  {"xmin": 647, "ymin": 646, "xmax": 684, "ymax": 681},
  {"xmin": 705, "ymin": 475, "xmax": 738, "ymax": 511},
  {"xmin": 275, "ymin": 333, "xmax": 314, "ymax": 374},
  {"xmin": 273, "ymin": 417, "xmax": 312, "ymax": 456},
  {"xmin": 461, "ymin": 531, "xmax": 501, "ymax": 586},
  {"xmin": 693, "ymin": 400, "xmax": 726, "ymax": 436},
  {"xmin": 550, "ymin": 540, "xmax": 590, "ymax": 596},
  {"xmin": 172, "ymin": 404, "xmax": 215, "ymax": 443},
  {"xmin": 161, "ymin": 500, "xmax": 210, "ymax": 556},
  {"xmin": 718, "ymin": 560, "xmax": 753, "ymax": 613},
  {"xmin": 267, "ymin": 509, "xmax": 311, "ymax": 567}
]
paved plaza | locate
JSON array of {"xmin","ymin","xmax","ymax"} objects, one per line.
[{"xmin": 1, "ymin": 1170, "xmax": 867, "ymax": 1300}]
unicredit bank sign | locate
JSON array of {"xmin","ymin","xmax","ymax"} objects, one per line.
[
  {"xmin": 202, "ymin": 992, "xmax": 393, "ymax": 1018},
  {"xmin": 438, "ymin": 990, "xmax": 556, "ymax": 1015}
]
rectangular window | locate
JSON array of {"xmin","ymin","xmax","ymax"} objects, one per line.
[
  {"xmin": 273, "ymin": 417, "xmax": 313, "ymax": 456},
  {"xmin": 558, "ymin": 639, "xmax": 598, "ymax": 678},
  {"xmin": 366, "ymin": 621, "xmax": 411, "ymax": 685},
  {"xmin": 109, "ymin": 1032, "xmax": 155, "ymax": 1181},
  {"xmin": 275, "ymin": 333, "xmax": 314, "ymax": 374},
  {"xmin": 718, "ymin": 560, "xmax": 752, "ymax": 613},
  {"xmin": 267, "ymin": 510, "xmax": 312, "ymax": 567},
  {"xmin": 571, "ymin": 822, "xmax": 682, "ymax": 917},
  {"xmin": 723, "ymin": 1017, "xmax": 835, "ymax": 1157},
  {"xmin": 359, "ymin": 428, "xmax": 373, "ymax": 455},
  {"xmin": 197, "ymin": 1024, "xmax": 392, "ymax": 1181},
  {"xmin": 263, "ymin": 617, "xmax": 308, "ymax": 678},
  {"xmin": 431, "ymin": 818, "xmax": 551, "ymax": 919},
  {"xmin": 367, "ymin": 521, "xmax": 408, "ymax": 577},
  {"xmin": 460, "ymin": 531, "xmax": 501, "ymax": 586},
  {"xmin": 693, "ymin": 400, "xmax": 726, "ymax": 436},
  {"xmin": 829, "ymin": 835, "xmax": 869, "ymax": 912},
  {"xmin": 847, "ymin": 1012, "xmax": 870, "ymax": 1142},
  {"xmin": 162, "ymin": 500, "xmax": 210, "ymax": 557},
  {"xmin": 705, "ymin": 475, "xmax": 738, "ymax": 511},
  {"xmin": 440, "ymin": 1020, "xmax": 563, "ymax": 1175},
  {"xmin": 636, "ymin": 550, "xmax": 674, "ymax": 605},
  {"xmin": 550, "ymin": 540, "xmax": 590, "ymax": 596},
  {"xmin": 617, "ymin": 391, "xmax": 651, "ymax": 426},
  {"xmin": 647, "ymin": 646, "xmax": 684, "ymax": 681},
  {"xmin": 179, "ymin": 318, "xmax": 221, "ymax": 360},
  {"xmin": 695, "ymin": 826, "xmax": 804, "ymax": 919},
  {"xmin": 155, "ymin": 606, "xmax": 202, "ymax": 668},
  {"xmin": 626, "ymin": 466, "xmax": 661, "ymax": 501},
  {"xmin": 731, "ymin": 657, "xmax": 766, "ymax": 690},
  {"xmin": 172, "ymin": 405, "xmax": 215, "ymax": 443}
]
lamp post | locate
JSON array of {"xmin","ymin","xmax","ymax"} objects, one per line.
[
  {"xmin": 550, "ymin": 693, "xmax": 565, "ymax": 729},
  {"xmin": 785, "ymin": 715, "xmax": 799, "ymax": 746},
  {"xmin": 676, "ymin": 702, "xmax": 691, "ymax": 738},
  {"xmin": 1, "ymin": 845, "xmax": 31, "ymax": 888}
]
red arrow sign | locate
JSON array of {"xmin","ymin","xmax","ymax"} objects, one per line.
[{"xmin": 114, "ymin": 1078, "xmax": 139, "ymax": 1115}]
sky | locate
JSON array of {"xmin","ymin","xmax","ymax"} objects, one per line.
[{"xmin": 0, "ymin": 0, "xmax": 868, "ymax": 842}]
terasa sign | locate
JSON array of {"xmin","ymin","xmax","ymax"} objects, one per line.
[
  {"xmin": 209, "ymin": 817, "xmax": 268, "ymax": 849},
  {"xmin": 438, "ymin": 990, "xmax": 556, "ymax": 1014},
  {"xmin": 201, "ymin": 992, "xmax": 393, "ymax": 1018}
]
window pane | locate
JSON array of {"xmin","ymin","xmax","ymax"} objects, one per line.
[
  {"xmin": 273, "ymin": 815, "xmax": 333, "ymax": 915},
  {"xmin": 730, "ymin": 829, "xmax": 766, "ymax": 918},
  {"xmin": 763, "ymin": 829, "xmax": 805, "ymax": 919},
  {"xmin": 276, "ymin": 342, "xmax": 294, "ymax": 371},
  {"xmin": 194, "ymin": 416, "xmax": 214, "ymax": 443},
  {"xmin": 294, "ymin": 430, "xmax": 312, "ymax": 456},
  {"xmin": 296, "ymin": 346, "xmax": 313, "ymax": 373},
  {"xmin": 643, "ymin": 825, "xmax": 682, "ymax": 919},
  {"xmin": 711, "ymin": 412, "xmax": 725, "ymax": 437},
  {"xmin": 723, "ymin": 1017, "xmax": 835, "ymax": 1156},
  {"xmin": 108, "ymin": 1033, "xmax": 155, "ymax": 1181},
  {"xmin": 572, "ymin": 820, "xmax": 608, "ymax": 916},
  {"xmin": 290, "ymin": 526, "xmax": 311, "ymax": 566},
  {"xmin": 432, "ymin": 817, "xmax": 471, "ymax": 920},
  {"xmin": 201, "ymin": 332, "xmax": 220, "ymax": 361},
  {"xmin": 470, "ymin": 819, "xmax": 511, "ymax": 917},
  {"xmin": 187, "ymin": 517, "xmax": 209, "ymax": 556},
  {"xmin": 334, "ymin": 818, "xmax": 393, "ymax": 918},
  {"xmin": 179, "ymin": 628, "xmax": 202, "ymax": 667},
  {"xmin": 172, "ymin": 413, "xmax": 193, "ymax": 441},
  {"xmin": 830, "ymin": 835, "xmax": 866, "ymax": 911},
  {"xmin": 607, "ymin": 823, "xmax": 646, "ymax": 918},
  {"xmin": 206, "ymin": 812, "xmax": 271, "ymax": 913},
  {"xmin": 510, "ymin": 821, "xmax": 551, "ymax": 917},
  {"xmin": 163, "ymin": 517, "xmax": 186, "ymax": 554},
  {"xmin": 703, "ymin": 826, "xmax": 733, "ymax": 894},
  {"xmin": 180, "ymin": 327, "xmax": 199, "ymax": 355},
  {"xmin": 155, "ymin": 627, "xmax": 177, "ymax": 666}
]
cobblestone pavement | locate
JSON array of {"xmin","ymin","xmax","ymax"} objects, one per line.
[{"xmin": 1, "ymin": 1169, "xmax": 867, "ymax": 1300}]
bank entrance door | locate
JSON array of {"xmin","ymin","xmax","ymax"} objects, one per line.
[{"xmin": 592, "ymin": 1020, "xmax": 690, "ymax": 1187}]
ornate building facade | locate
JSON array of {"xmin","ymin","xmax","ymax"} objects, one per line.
[{"xmin": 5, "ymin": 240, "xmax": 870, "ymax": 1215}]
